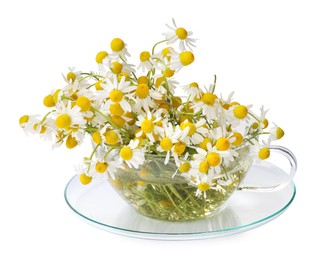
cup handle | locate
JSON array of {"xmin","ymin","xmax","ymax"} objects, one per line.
[{"xmin": 238, "ymin": 145, "xmax": 297, "ymax": 192}]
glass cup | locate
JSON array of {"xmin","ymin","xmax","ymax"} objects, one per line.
[{"xmin": 109, "ymin": 145, "xmax": 297, "ymax": 221}]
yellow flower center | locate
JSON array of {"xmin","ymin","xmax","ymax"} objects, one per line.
[
  {"xmin": 76, "ymin": 96, "xmax": 91, "ymax": 112},
  {"xmin": 199, "ymin": 137, "xmax": 211, "ymax": 151},
  {"xmin": 180, "ymin": 121, "xmax": 196, "ymax": 136},
  {"xmin": 53, "ymin": 89, "xmax": 61, "ymax": 103},
  {"xmin": 56, "ymin": 114, "xmax": 71, "ymax": 129},
  {"xmin": 109, "ymin": 89, "xmax": 124, "ymax": 102},
  {"xmin": 251, "ymin": 122, "xmax": 259, "ymax": 129},
  {"xmin": 43, "ymin": 94, "xmax": 55, "ymax": 107},
  {"xmin": 110, "ymin": 103, "xmax": 124, "ymax": 116},
  {"xmin": 216, "ymin": 137, "xmax": 230, "ymax": 151},
  {"xmin": 19, "ymin": 115, "xmax": 29, "ymax": 127},
  {"xmin": 105, "ymin": 131, "xmax": 119, "ymax": 145},
  {"xmin": 111, "ymin": 116, "xmax": 125, "ymax": 128},
  {"xmin": 172, "ymin": 96, "xmax": 182, "ymax": 108},
  {"xmin": 118, "ymin": 72, "xmax": 130, "ymax": 81},
  {"xmin": 258, "ymin": 147, "xmax": 270, "ymax": 160},
  {"xmin": 160, "ymin": 137, "xmax": 173, "ymax": 151},
  {"xmin": 234, "ymin": 105, "xmax": 248, "ymax": 119},
  {"xmin": 276, "ymin": 127, "xmax": 284, "ymax": 139},
  {"xmin": 67, "ymin": 72, "xmax": 76, "ymax": 82},
  {"xmin": 95, "ymin": 80, "xmax": 103, "ymax": 90},
  {"xmin": 176, "ymin": 27, "xmax": 188, "ymax": 40},
  {"xmin": 206, "ymin": 152, "xmax": 221, "ymax": 167},
  {"xmin": 95, "ymin": 51, "xmax": 108, "ymax": 63},
  {"xmin": 173, "ymin": 141, "xmax": 186, "ymax": 155},
  {"xmin": 198, "ymin": 182, "xmax": 210, "ymax": 192},
  {"xmin": 136, "ymin": 84, "xmax": 149, "ymax": 99},
  {"xmin": 155, "ymin": 76, "xmax": 164, "ymax": 87},
  {"xmin": 80, "ymin": 174, "xmax": 92, "ymax": 185},
  {"xmin": 179, "ymin": 163, "xmax": 191, "ymax": 173},
  {"xmin": 124, "ymin": 112, "xmax": 136, "ymax": 125},
  {"xmin": 120, "ymin": 147, "xmax": 133, "ymax": 161},
  {"xmin": 140, "ymin": 51, "xmax": 150, "ymax": 62},
  {"xmin": 199, "ymin": 161, "xmax": 209, "ymax": 173},
  {"xmin": 190, "ymin": 82, "xmax": 199, "ymax": 88},
  {"xmin": 222, "ymin": 103, "xmax": 230, "ymax": 110},
  {"xmin": 95, "ymin": 162, "xmax": 108, "ymax": 173},
  {"xmin": 111, "ymin": 61, "xmax": 123, "ymax": 74},
  {"xmin": 110, "ymin": 38, "xmax": 124, "ymax": 52},
  {"xmin": 163, "ymin": 68, "xmax": 175, "ymax": 78},
  {"xmin": 141, "ymin": 119, "xmax": 154, "ymax": 133},
  {"xmin": 138, "ymin": 76, "xmax": 148, "ymax": 85},
  {"xmin": 230, "ymin": 132, "xmax": 243, "ymax": 146},
  {"xmin": 33, "ymin": 124, "xmax": 47, "ymax": 134},
  {"xmin": 66, "ymin": 135, "xmax": 78, "ymax": 149},
  {"xmin": 179, "ymin": 51, "xmax": 194, "ymax": 66},
  {"xmin": 201, "ymin": 93, "xmax": 217, "ymax": 106},
  {"xmin": 92, "ymin": 132, "xmax": 102, "ymax": 144},
  {"xmin": 262, "ymin": 118, "xmax": 269, "ymax": 129},
  {"xmin": 162, "ymin": 47, "xmax": 173, "ymax": 59}
]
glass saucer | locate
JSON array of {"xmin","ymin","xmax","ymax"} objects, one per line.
[{"xmin": 64, "ymin": 161, "xmax": 296, "ymax": 240}]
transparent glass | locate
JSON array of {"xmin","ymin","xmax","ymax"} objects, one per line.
[
  {"xmin": 110, "ymin": 146, "xmax": 254, "ymax": 221},
  {"xmin": 64, "ymin": 156, "xmax": 296, "ymax": 240}
]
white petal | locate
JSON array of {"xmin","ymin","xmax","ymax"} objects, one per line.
[
  {"xmin": 164, "ymin": 151, "xmax": 170, "ymax": 165},
  {"xmin": 120, "ymin": 99, "xmax": 131, "ymax": 112}
]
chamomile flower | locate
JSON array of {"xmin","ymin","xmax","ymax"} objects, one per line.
[
  {"xmin": 192, "ymin": 86, "xmax": 221, "ymax": 120},
  {"xmin": 75, "ymin": 164, "xmax": 92, "ymax": 185},
  {"xmin": 169, "ymin": 49, "xmax": 195, "ymax": 71},
  {"xmin": 109, "ymin": 37, "xmax": 130, "ymax": 61},
  {"xmin": 118, "ymin": 139, "xmax": 145, "ymax": 168},
  {"xmin": 193, "ymin": 143, "xmax": 223, "ymax": 174},
  {"xmin": 152, "ymin": 46, "xmax": 174, "ymax": 64},
  {"xmin": 182, "ymin": 82, "xmax": 202, "ymax": 100},
  {"xmin": 136, "ymin": 110, "xmax": 164, "ymax": 143},
  {"xmin": 209, "ymin": 127, "xmax": 238, "ymax": 164},
  {"xmin": 67, "ymin": 128, "xmax": 85, "ymax": 146},
  {"xmin": 19, "ymin": 114, "xmax": 40, "ymax": 134},
  {"xmin": 32, "ymin": 118, "xmax": 55, "ymax": 141},
  {"xmin": 259, "ymin": 106, "xmax": 269, "ymax": 129},
  {"xmin": 54, "ymin": 101, "xmax": 86, "ymax": 130},
  {"xmin": 192, "ymin": 170, "xmax": 218, "ymax": 198},
  {"xmin": 91, "ymin": 148, "xmax": 122, "ymax": 180},
  {"xmin": 101, "ymin": 75, "xmax": 136, "ymax": 113},
  {"xmin": 228, "ymin": 103, "xmax": 253, "ymax": 128},
  {"xmin": 270, "ymin": 124, "xmax": 285, "ymax": 140},
  {"xmin": 163, "ymin": 18, "xmax": 197, "ymax": 51},
  {"xmin": 63, "ymin": 67, "xmax": 82, "ymax": 84},
  {"xmin": 132, "ymin": 83, "xmax": 162, "ymax": 112},
  {"xmin": 109, "ymin": 60, "xmax": 135, "ymax": 76},
  {"xmin": 173, "ymin": 153, "xmax": 191, "ymax": 178},
  {"xmin": 179, "ymin": 118, "xmax": 208, "ymax": 145},
  {"xmin": 252, "ymin": 139, "xmax": 271, "ymax": 160},
  {"xmin": 157, "ymin": 122, "xmax": 183, "ymax": 164},
  {"xmin": 137, "ymin": 51, "xmax": 158, "ymax": 72},
  {"xmin": 153, "ymin": 74, "xmax": 178, "ymax": 95}
]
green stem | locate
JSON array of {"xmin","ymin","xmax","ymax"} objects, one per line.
[
  {"xmin": 93, "ymin": 108, "xmax": 121, "ymax": 131},
  {"xmin": 249, "ymin": 111, "xmax": 260, "ymax": 122},
  {"xmin": 151, "ymin": 39, "xmax": 168, "ymax": 55},
  {"xmin": 87, "ymin": 144, "xmax": 100, "ymax": 173},
  {"xmin": 39, "ymin": 111, "xmax": 52, "ymax": 125},
  {"xmin": 212, "ymin": 74, "xmax": 217, "ymax": 93},
  {"xmin": 104, "ymin": 147, "xmax": 115, "ymax": 160}
]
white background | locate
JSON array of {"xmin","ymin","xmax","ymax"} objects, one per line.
[{"xmin": 1, "ymin": 0, "xmax": 327, "ymax": 259}]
